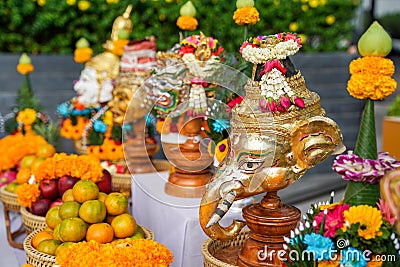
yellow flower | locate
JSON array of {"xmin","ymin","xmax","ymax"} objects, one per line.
[
  {"xmin": 298, "ymin": 33, "xmax": 307, "ymax": 43},
  {"xmin": 16, "ymin": 183, "xmax": 41, "ymax": 208},
  {"xmin": 326, "ymin": 15, "xmax": 336, "ymax": 25},
  {"xmin": 343, "ymin": 205, "xmax": 383, "ymax": 239},
  {"xmin": 347, "ymin": 56, "xmax": 397, "ymax": 100},
  {"xmin": 318, "ymin": 201, "xmax": 342, "ymax": 211},
  {"xmin": 289, "ymin": 22, "xmax": 298, "ymax": 32},
  {"xmin": 301, "ymin": 4, "xmax": 309, "ymax": 12},
  {"xmin": 309, "ymin": 0, "xmax": 319, "ymax": 8},
  {"xmin": 233, "ymin": 7, "xmax": 260, "ymax": 26},
  {"xmin": 366, "ymin": 256, "xmax": 383, "ymax": 267},
  {"xmin": 66, "ymin": 0, "xmax": 76, "ymax": 5},
  {"xmin": 104, "ymin": 111, "xmax": 114, "ymax": 126},
  {"xmin": 273, "ymin": 0, "xmax": 280, "ymax": 6},
  {"xmin": 215, "ymin": 139, "xmax": 229, "ymax": 163},
  {"xmin": 37, "ymin": 0, "xmax": 46, "ymax": 6},
  {"xmin": 78, "ymin": 0, "xmax": 90, "ymax": 11},
  {"xmin": 74, "ymin": 47, "xmax": 93, "ymax": 63},
  {"xmin": 319, "ymin": 0, "xmax": 327, "ymax": 5},
  {"xmin": 176, "ymin": 16, "xmax": 198, "ymax": 31},
  {"xmin": 106, "ymin": 0, "xmax": 119, "ymax": 3},
  {"xmin": 16, "ymin": 108, "xmax": 37, "ymax": 126}
]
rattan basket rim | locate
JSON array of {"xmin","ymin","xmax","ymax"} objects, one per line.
[
  {"xmin": 0, "ymin": 185, "xmax": 20, "ymax": 207},
  {"xmin": 201, "ymin": 229, "xmax": 250, "ymax": 267},
  {"xmin": 24, "ymin": 224, "xmax": 155, "ymax": 266},
  {"xmin": 20, "ymin": 206, "xmax": 47, "ymax": 222}
]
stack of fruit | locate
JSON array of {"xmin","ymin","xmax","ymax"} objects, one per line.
[{"xmin": 30, "ymin": 179, "xmax": 144, "ymax": 257}]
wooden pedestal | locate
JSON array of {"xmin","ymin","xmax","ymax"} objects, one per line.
[
  {"xmin": 238, "ymin": 191, "xmax": 300, "ymax": 267},
  {"xmin": 3, "ymin": 207, "xmax": 25, "ymax": 249}
]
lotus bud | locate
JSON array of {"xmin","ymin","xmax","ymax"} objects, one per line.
[
  {"xmin": 292, "ymin": 96, "xmax": 305, "ymax": 108},
  {"xmin": 19, "ymin": 53, "xmax": 31, "ymax": 64},
  {"xmin": 358, "ymin": 21, "xmax": 392, "ymax": 57},
  {"xmin": 280, "ymin": 95, "xmax": 291, "ymax": 110},
  {"xmin": 180, "ymin": 1, "xmax": 196, "ymax": 17},
  {"xmin": 76, "ymin": 37, "xmax": 90, "ymax": 49},
  {"xmin": 236, "ymin": 0, "xmax": 254, "ymax": 8},
  {"xmin": 267, "ymin": 98, "xmax": 278, "ymax": 113}
]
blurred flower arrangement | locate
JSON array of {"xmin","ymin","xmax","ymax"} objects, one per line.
[
  {"xmin": 284, "ymin": 21, "xmax": 400, "ymax": 267},
  {"xmin": 55, "ymin": 238, "xmax": 173, "ymax": 267},
  {"xmin": 176, "ymin": 1, "xmax": 198, "ymax": 32}
]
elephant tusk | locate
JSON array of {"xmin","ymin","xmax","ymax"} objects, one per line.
[{"xmin": 206, "ymin": 190, "xmax": 237, "ymax": 228}]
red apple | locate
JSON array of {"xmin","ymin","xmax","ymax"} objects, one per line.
[
  {"xmin": 57, "ymin": 175, "xmax": 80, "ymax": 197},
  {"xmin": 39, "ymin": 179, "xmax": 59, "ymax": 200},
  {"xmin": 30, "ymin": 198, "xmax": 52, "ymax": 216},
  {"xmin": 50, "ymin": 198, "xmax": 63, "ymax": 208},
  {"xmin": 96, "ymin": 169, "xmax": 112, "ymax": 194}
]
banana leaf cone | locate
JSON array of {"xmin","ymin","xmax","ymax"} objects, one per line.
[{"xmin": 343, "ymin": 99, "xmax": 380, "ymax": 207}]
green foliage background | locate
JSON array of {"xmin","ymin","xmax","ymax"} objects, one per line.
[{"xmin": 0, "ymin": 0, "xmax": 359, "ymax": 54}]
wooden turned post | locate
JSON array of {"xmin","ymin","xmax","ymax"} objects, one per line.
[
  {"xmin": 167, "ymin": 117, "xmax": 212, "ymax": 188},
  {"xmin": 125, "ymin": 117, "xmax": 158, "ymax": 174},
  {"xmin": 238, "ymin": 191, "xmax": 300, "ymax": 267}
]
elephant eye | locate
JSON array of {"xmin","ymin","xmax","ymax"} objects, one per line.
[{"xmin": 238, "ymin": 160, "xmax": 263, "ymax": 173}]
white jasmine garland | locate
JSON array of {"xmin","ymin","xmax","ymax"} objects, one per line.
[
  {"xmin": 260, "ymin": 69, "xmax": 294, "ymax": 99},
  {"xmin": 241, "ymin": 39, "xmax": 300, "ymax": 64}
]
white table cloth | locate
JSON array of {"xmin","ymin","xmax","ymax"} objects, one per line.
[{"xmin": 131, "ymin": 171, "xmax": 247, "ymax": 267}]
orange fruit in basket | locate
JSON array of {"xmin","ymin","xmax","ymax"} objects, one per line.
[
  {"xmin": 36, "ymin": 143, "xmax": 56, "ymax": 158},
  {"xmin": 62, "ymin": 189, "xmax": 75, "ymax": 202},
  {"xmin": 31, "ymin": 157, "xmax": 46, "ymax": 173},
  {"xmin": 46, "ymin": 206, "xmax": 62, "ymax": 229},
  {"xmin": 97, "ymin": 192, "xmax": 107, "ymax": 203},
  {"xmin": 37, "ymin": 239, "xmax": 62, "ymax": 256},
  {"xmin": 20, "ymin": 155, "xmax": 36, "ymax": 169},
  {"xmin": 31, "ymin": 230, "xmax": 53, "ymax": 249},
  {"xmin": 79, "ymin": 200, "xmax": 107, "ymax": 224},
  {"xmin": 105, "ymin": 214, "xmax": 117, "ymax": 224},
  {"xmin": 55, "ymin": 241, "xmax": 75, "ymax": 257},
  {"xmin": 59, "ymin": 217, "xmax": 88, "ymax": 242},
  {"xmin": 72, "ymin": 180, "xmax": 99, "ymax": 203},
  {"xmin": 16, "ymin": 168, "xmax": 32, "ymax": 184},
  {"xmin": 53, "ymin": 223, "xmax": 61, "ymax": 241},
  {"xmin": 59, "ymin": 201, "xmax": 81, "ymax": 220},
  {"xmin": 111, "ymin": 213, "xmax": 136, "ymax": 238},
  {"xmin": 104, "ymin": 192, "xmax": 129, "ymax": 216},
  {"xmin": 86, "ymin": 223, "xmax": 115, "ymax": 244}
]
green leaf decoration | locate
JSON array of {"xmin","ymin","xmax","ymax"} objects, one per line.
[
  {"xmin": 344, "ymin": 99, "xmax": 380, "ymax": 206},
  {"xmin": 4, "ymin": 117, "xmax": 17, "ymax": 134},
  {"xmin": 16, "ymin": 75, "xmax": 41, "ymax": 111},
  {"xmin": 111, "ymin": 125, "xmax": 122, "ymax": 142},
  {"xmin": 343, "ymin": 180, "xmax": 380, "ymax": 207},
  {"xmin": 87, "ymin": 129, "xmax": 104, "ymax": 146},
  {"xmin": 354, "ymin": 99, "xmax": 377, "ymax": 160},
  {"xmin": 33, "ymin": 121, "xmax": 60, "ymax": 146}
]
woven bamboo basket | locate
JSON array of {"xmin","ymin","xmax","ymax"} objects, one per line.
[
  {"xmin": 73, "ymin": 139, "xmax": 87, "ymax": 155},
  {"xmin": 111, "ymin": 159, "xmax": 171, "ymax": 194},
  {"xmin": 20, "ymin": 206, "xmax": 47, "ymax": 234},
  {"xmin": 202, "ymin": 229, "xmax": 249, "ymax": 267},
  {"xmin": 24, "ymin": 225, "xmax": 154, "ymax": 267},
  {"xmin": 0, "ymin": 185, "xmax": 21, "ymax": 212}
]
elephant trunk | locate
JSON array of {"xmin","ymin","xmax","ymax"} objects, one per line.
[{"xmin": 199, "ymin": 189, "xmax": 246, "ymax": 241}]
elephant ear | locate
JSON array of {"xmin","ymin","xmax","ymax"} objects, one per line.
[{"xmin": 291, "ymin": 116, "xmax": 344, "ymax": 172}]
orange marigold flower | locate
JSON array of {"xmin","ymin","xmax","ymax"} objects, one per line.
[
  {"xmin": 176, "ymin": 16, "xmax": 198, "ymax": 31},
  {"xmin": 347, "ymin": 73, "xmax": 397, "ymax": 100},
  {"xmin": 349, "ymin": 56, "xmax": 395, "ymax": 76},
  {"xmin": 16, "ymin": 64, "xmax": 34, "ymax": 75},
  {"xmin": 366, "ymin": 255, "xmax": 383, "ymax": 267},
  {"xmin": 16, "ymin": 183, "xmax": 41, "ymax": 208},
  {"xmin": 233, "ymin": 7, "xmax": 260, "ymax": 26},
  {"xmin": 74, "ymin": 47, "xmax": 93, "ymax": 63},
  {"xmin": 112, "ymin": 40, "xmax": 129, "ymax": 56},
  {"xmin": 55, "ymin": 239, "xmax": 174, "ymax": 267}
]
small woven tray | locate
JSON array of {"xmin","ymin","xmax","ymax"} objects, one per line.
[
  {"xmin": 24, "ymin": 225, "xmax": 154, "ymax": 267},
  {"xmin": 111, "ymin": 159, "xmax": 171, "ymax": 194},
  {"xmin": 202, "ymin": 229, "xmax": 249, "ymax": 267},
  {"xmin": 20, "ymin": 206, "xmax": 47, "ymax": 234},
  {"xmin": 0, "ymin": 185, "xmax": 21, "ymax": 212}
]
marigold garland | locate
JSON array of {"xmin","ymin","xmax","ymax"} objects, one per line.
[
  {"xmin": 347, "ymin": 56, "xmax": 397, "ymax": 100},
  {"xmin": 0, "ymin": 133, "xmax": 47, "ymax": 171},
  {"xmin": 87, "ymin": 137, "xmax": 124, "ymax": 161},
  {"xmin": 55, "ymin": 239, "xmax": 174, "ymax": 267},
  {"xmin": 233, "ymin": 7, "xmax": 260, "ymax": 26},
  {"xmin": 176, "ymin": 16, "xmax": 198, "ymax": 31},
  {"xmin": 60, "ymin": 117, "xmax": 89, "ymax": 140},
  {"xmin": 16, "ymin": 63, "xmax": 34, "ymax": 75},
  {"xmin": 16, "ymin": 183, "xmax": 41, "ymax": 208},
  {"xmin": 32, "ymin": 153, "xmax": 103, "ymax": 182},
  {"xmin": 74, "ymin": 47, "xmax": 93, "ymax": 63}
]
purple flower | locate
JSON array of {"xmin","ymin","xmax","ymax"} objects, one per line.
[
  {"xmin": 279, "ymin": 95, "xmax": 291, "ymax": 111},
  {"xmin": 332, "ymin": 151, "xmax": 400, "ymax": 184}
]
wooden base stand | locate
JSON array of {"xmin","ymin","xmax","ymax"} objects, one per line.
[
  {"xmin": 3, "ymin": 208, "xmax": 25, "ymax": 249},
  {"xmin": 238, "ymin": 191, "xmax": 300, "ymax": 267}
]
